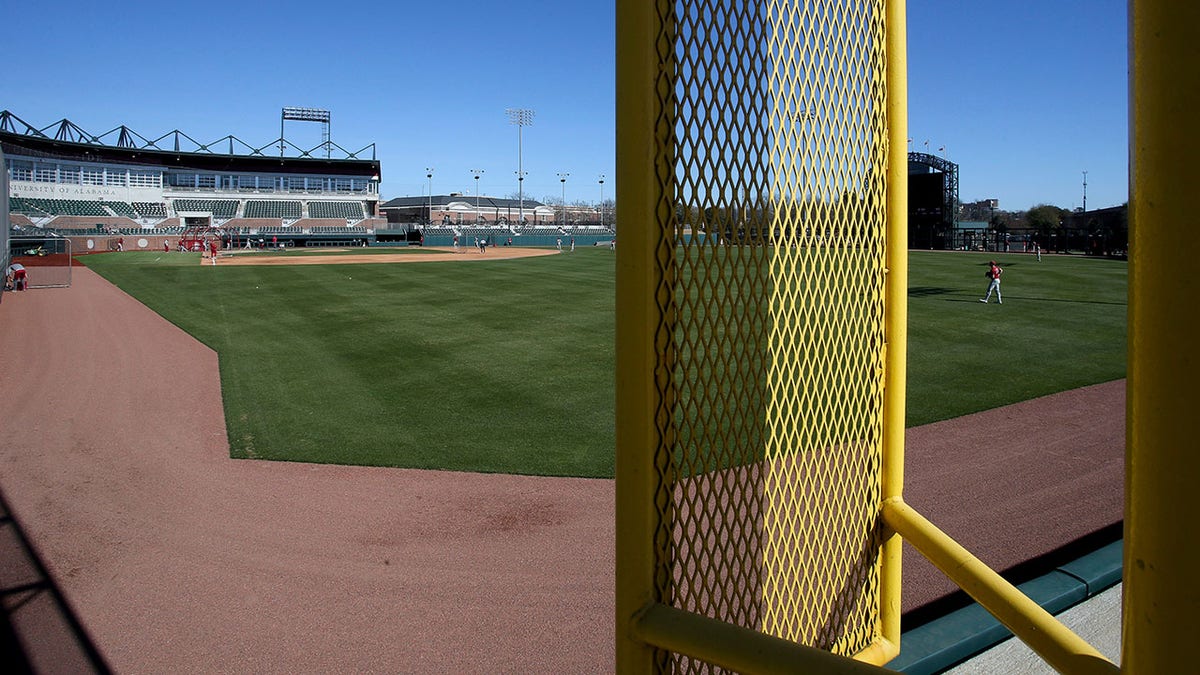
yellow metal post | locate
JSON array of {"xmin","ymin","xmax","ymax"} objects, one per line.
[
  {"xmin": 615, "ymin": 0, "xmax": 673, "ymax": 671},
  {"xmin": 880, "ymin": 0, "xmax": 908, "ymax": 654},
  {"xmin": 1125, "ymin": 1, "xmax": 1200, "ymax": 671}
]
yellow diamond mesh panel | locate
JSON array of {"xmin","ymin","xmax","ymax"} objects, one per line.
[{"xmin": 655, "ymin": 0, "xmax": 888, "ymax": 669}]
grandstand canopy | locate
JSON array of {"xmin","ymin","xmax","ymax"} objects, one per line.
[
  {"xmin": 1, "ymin": 110, "xmax": 379, "ymax": 178},
  {"xmin": 4, "ymin": 110, "xmax": 383, "ymax": 233}
]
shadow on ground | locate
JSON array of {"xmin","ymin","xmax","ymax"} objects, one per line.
[{"xmin": 0, "ymin": 488, "xmax": 111, "ymax": 674}]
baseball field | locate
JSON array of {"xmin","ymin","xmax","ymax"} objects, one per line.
[{"xmin": 80, "ymin": 246, "xmax": 1127, "ymax": 477}]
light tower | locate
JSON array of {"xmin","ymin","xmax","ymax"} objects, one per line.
[
  {"xmin": 425, "ymin": 168, "xmax": 434, "ymax": 224},
  {"xmin": 1082, "ymin": 170, "xmax": 1088, "ymax": 213},
  {"xmin": 506, "ymin": 108, "xmax": 535, "ymax": 224},
  {"xmin": 558, "ymin": 173, "xmax": 570, "ymax": 226},
  {"xmin": 598, "ymin": 174, "xmax": 606, "ymax": 228},
  {"xmin": 471, "ymin": 169, "xmax": 485, "ymax": 222}
]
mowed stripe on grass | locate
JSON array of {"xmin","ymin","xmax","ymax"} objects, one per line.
[
  {"xmin": 82, "ymin": 248, "xmax": 1125, "ymax": 476},
  {"xmin": 85, "ymin": 249, "xmax": 616, "ymax": 476}
]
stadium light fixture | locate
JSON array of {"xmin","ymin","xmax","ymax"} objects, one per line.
[
  {"xmin": 280, "ymin": 107, "xmax": 331, "ymax": 158},
  {"xmin": 558, "ymin": 173, "xmax": 570, "ymax": 226},
  {"xmin": 282, "ymin": 107, "xmax": 331, "ymax": 123},
  {"xmin": 506, "ymin": 108, "xmax": 534, "ymax": 224},
  {"xmin": 471, "ymin": 169, "xmax": 485, "ymax": 222}
]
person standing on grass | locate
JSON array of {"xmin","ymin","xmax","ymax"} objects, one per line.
[{"xmin": 980, "ymin": 260, "xmax": 1003, "ymax": 304}]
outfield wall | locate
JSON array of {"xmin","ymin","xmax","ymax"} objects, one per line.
[
  {"xmin": 57, "ymin": 234, "xmax": 189, "ymax": 254},
  {"xmin": 421, "ymin": 234, "xmax": 615, "ymax": 248}
]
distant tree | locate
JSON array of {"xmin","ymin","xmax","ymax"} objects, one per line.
[
  {"xmin": 1026, "ymin": 204, "xmax": 1065, "ymax": 230},
  {"xmin": 1027, "ymin": 203, "xmax": 1068, "ymax": 251}
]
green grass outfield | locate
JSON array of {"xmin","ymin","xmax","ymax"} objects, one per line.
[{"xmin": 81, "ymin": 248, "xmax": 1125, "ymax": 477}]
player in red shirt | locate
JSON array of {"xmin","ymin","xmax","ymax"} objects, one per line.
[{"xmin": 980, "ymin": 260, "xmax": 1003, "ymax": 304}]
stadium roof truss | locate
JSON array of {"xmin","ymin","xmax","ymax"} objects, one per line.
[{"xmin": 0, "ymin": 110, "xmax": 375, "ymax": 161}]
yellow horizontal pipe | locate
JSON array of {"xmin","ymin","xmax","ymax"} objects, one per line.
[
  {"xmin": 881, "ymin": 499, "xmax": 1118, "ymax": 675},
  {"xmin": 634, "ymin": 602, "xmax": 890, "ymax": 674}
]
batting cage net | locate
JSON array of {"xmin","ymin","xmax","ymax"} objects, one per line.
[{"xmin": 9, "ymin": 237, "xmax": 74, "ymax": 289}]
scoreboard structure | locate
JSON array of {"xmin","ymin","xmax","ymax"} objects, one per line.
[{"xmin": 908, "ymin": 152, "xmax": 959, "ymax": 250}]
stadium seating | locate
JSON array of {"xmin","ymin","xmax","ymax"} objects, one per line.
[
  {"xmin": 132, "ymin": 202, "xmax": 168, "ymax": 218},
  {"xmin": 291, "ymin": 218, "xmax": 347, "ymax": 230},
  {"xmin": 308, "ymin": 201, "xmax": 365, "ymax": 219},
  {"xmin": 559, "ymin": 225, "xmax": 612, "ymax": 236},
  {"xmin": 311, "ymin": 225, "xmax": 367, "ymax": 234},
  {"xmin": 105, "ymin": 201, "xmax": 139, "ymax": 218},
  {"xmin": 173, "ymin": 199, "xmax": 239, "ymax": 218},
  {"xmin": 244, "ymin": 200, "xmax": 302, "ymax": 219},
  {"xmin": 512, "ymin": 225, "xmax": 563, "ymax": 236},
  {"xmin": 9, "ymin": 197, "xmax": 110, "ymax": 217},
  {"xmin": 221, "ymin": 218, "xmax": 284, "ymax": 230},
  {"xmin": 460, "ymin": 227, "xmax": 508, "ymax": 239}
]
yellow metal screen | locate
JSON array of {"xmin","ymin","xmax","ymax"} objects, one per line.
[{"xmin": 616, "ymin": 0, "xmax": 902, "ymax": 671}]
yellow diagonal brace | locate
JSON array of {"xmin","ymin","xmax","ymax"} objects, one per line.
[{"xmin": 882, "ymin": 499, "xmax": 1118, "ymax": 675}]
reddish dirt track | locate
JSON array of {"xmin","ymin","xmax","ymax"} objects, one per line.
[{"xmin": 0, "ymin": 268, "xmax": 1123, "ymax": 672}]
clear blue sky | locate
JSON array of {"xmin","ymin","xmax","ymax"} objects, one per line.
[{"xmin": 1, "ymin": 0, "xmax": 1127, "ymax": 212}]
